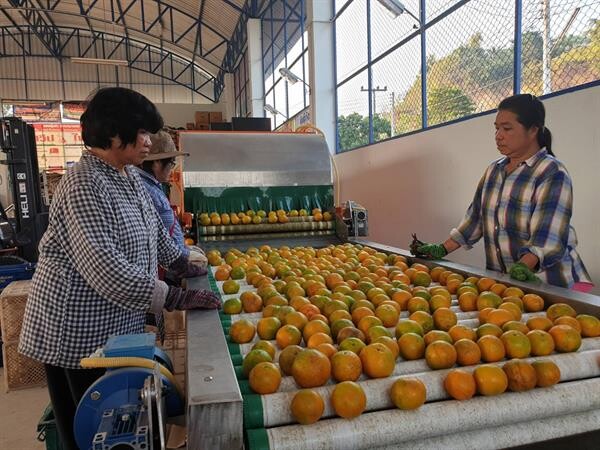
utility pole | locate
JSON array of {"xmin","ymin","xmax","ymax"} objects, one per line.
[
  {"xmin": 542, "ymin": 0, "xmax": 552, "ymax": 94},
  {"xmin": 361, "ymin": 85, "xmax": 388, "ymax": 115}
]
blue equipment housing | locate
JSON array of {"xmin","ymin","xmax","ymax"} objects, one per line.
[{"xmin": 73, "ymin": 333, "xmax": 184, "ymax": 450}]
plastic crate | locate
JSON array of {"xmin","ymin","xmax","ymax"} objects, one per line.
[
  {"xmin": 0, "ymin": 256, "xmax": 35, "ymax": 290},
  {"xmin": 37, "ymin": 404, "xmax": 63, "ymax": 450},
  {"xmin": 2, "ymin": 340, "xmax": 46, "ymax": 390}
]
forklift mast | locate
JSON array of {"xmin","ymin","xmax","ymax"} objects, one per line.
[{"xmin": 0, "ymin": 117, "xmax": 49, "ymax": 262}]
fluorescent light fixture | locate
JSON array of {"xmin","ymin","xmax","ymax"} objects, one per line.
[
  {"xmin": 264, "ymin": 104, "xmax": 287, "ymax": 118},
  {"xmin": 376, "ymin": 0, "xmax": 421, "ymax": 26},
  {"xmin": 71, "ymin": 57, "xmax": 129, "ymax": 66}
]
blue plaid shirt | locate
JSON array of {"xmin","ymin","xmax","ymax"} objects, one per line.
[
  {"xmin": 450, "ymin": 148, "xmax": 591, "ymax": 288},
  {"xmin": 135, "ymin": 168, "xmax": 189, "ymax": 259}
]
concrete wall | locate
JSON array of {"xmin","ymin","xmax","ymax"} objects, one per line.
[{"xmin": 334, "ymin": 85, "xmax": 600, "ymax": 293}]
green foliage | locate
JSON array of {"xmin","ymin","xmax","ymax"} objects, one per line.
[
  {"xmin": 338, "ymin": 113, "xmax": 391, "ymax": 152},
  {"xmin": 428, "ymin": 87, "xmax": 475, "ymax": 126}
]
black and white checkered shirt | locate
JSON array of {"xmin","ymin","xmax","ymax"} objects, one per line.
[{"xmin": 19, "ymin": 153, "xmax": 181, "ymax": 369}]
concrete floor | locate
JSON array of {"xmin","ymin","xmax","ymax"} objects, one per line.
[{"xmin": 0, "ymin": 371, "xmax": 48, "ymax": 450}]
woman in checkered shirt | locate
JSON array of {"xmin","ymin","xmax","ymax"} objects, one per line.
[
  {"xmin": 416, "ymin": 94, "xmax": 592, "ymax": 291},
  {"xmin": 18, "ymin": 87, "xmax": 221, "ymax": 450}
]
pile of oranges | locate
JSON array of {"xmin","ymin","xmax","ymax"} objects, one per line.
[
  {"xmin": 198, "ymin": 208, "xmax": 333, "ymax": 226},
  {"xmin": 216, "ymin": 243, "xmax": 600, "ymax": 424}
]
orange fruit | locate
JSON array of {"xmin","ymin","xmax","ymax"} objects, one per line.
[
  {"xmin": 526, "ymin": 316, "xmax": 554, "ymax": 332},
  {"xmin": 477, "ymin": 291, "xmax": 503, "ymax": 310},
  {"xmin": 476, "ymin": 323, "xmax": 503, "ymax": 339},
  {"xmin": 291, "ymin": 349, "xmax": 332, "ymax": 388},
  {"xmin": 489, "ymin": 283, "xmax": 508, "ymax": 296},
  {"xmin": 478, "ymin": 307, "xmax": 495, "ymax": 324},
  {"xmin": 549, "ymin": 324, "xmax": 582, "ymax": 352},
  {"xmin": 331, "ymin": 350, "xmax": 363, "ymax": 382},
  {"xmin": 499, "ymin": 302, "xmax": 522, "ymax": 321},
  {"xmin": 444, "ymin": 369, "xmax": 476, "ymax": 400},
  {"xmin": 240, "ymin": 291, "xmax": 263, "ymax": 313},
  {"xmin": 398, "ymin": 332, "xmax": 426, "ymax": 360},
  {"xmin": 275, "ymin": 324, "xmax": 302, "ymax": 349},
  {"xmin": 449, "ymin": 325, "xmax": 477, "ymax": 342},
  {"xmin": 395, "ymin": 319, "xmax": 424, "ymax": 338},
  {"xmin": 429, "ymin": 266, "xmax": 445, "ymax": 281},
  {"xmin": 278, "ymin": 344, "xmax": 303, "ymax": 376},
  {"xmin": 407, "ymin": 297, "xmax": 430, "ymax": 314},
  {"xmin": 307, "ymin": 331, "xmax": 334, "ymax": 349},
  {"xmin": 359, "ymin": 343, "xmax": 395, "ymax": 378},
  {"xmin": 222, "ymin": 298, "xmax": 242, "ymax": 315},
  {"xmin": 214, "ymin": 266, "xmax": 230, "ymax": 281},
  {"xmin": 532, "ymin": 360, "xmax": 561, "ymax": 387},
  {"xmin": 473, "ymin": 364, "xmax": 508, "ymax": 396},
  {"xmin": 249, "ymin": 362, "xmax": 281, "ymax": 394},
  {"xmin": 375, "ymin": 304, "xmax": 400, "ymax": 327},
  {"xmin": 503, "ymin": 287, "xmax": 525, "ymax": 298},
  {"xmin": 302, "ymin": 320, "xmax": 331, "ymax": 343},
  {"xmin": 257, "ymin": 316, "xmax": 282, "ymax": 340},
  {"xmin": 412, "ymin": 271, "xmax": 432, "ymax": 287},
  {"xmin": 251, "ymin": 340, "xmax": 277, "ymax": 360},
  {"xmin": 546, "ymin": 303, "xmax": 576, "ymax": 321},
  {"xmin": 454, "ymin": 338, "xmax": 482, "ymax": 366},
  {"xmin": 432, "ymin": 308, "xmax": 457, "ymax": 332},
  {"xmin": 284, "ymin": 311, "xmax": 309, "ymax": 331},
  {"xmin": 458, "ymin": 291, "xmax": 478, "ymax": 311},
  {"xmin": 477, "ymin": 277, "xmax": 496, "ymax": 292},
  {"xmin": 390, "ymin": 378, "xmax": 426, "ymax": 410},
  {"xmin": 500, "ymin": 330, "xmax": 531, "ymax": 358},
  {"xmin": 373, "ymin": 335, "xmax": 400, "ymax": 359},
  {"xmin": 242, "ymin": 349, "xmax": 273, "ymax": 377},
  {"xmin": 290, "ymin": 389, "xmax": 325, "ymax": 424},
  {"xmin": 357, "ymin": 315, "xmax": 383, "ymax": 336},
  {"xmin": 477, "ymin": 335, "xmax": 506, "ymax": 362},
  {"xmin": 502, "ymin": 296, "xmax": 525, "ymax": 311},
  {"xmin": 425, "ymin": 340, "xmax": 457, "ymax": 370},
  {"xmin": 229, "ymin": 319, "xmax": 256, "ymax": 344},
  {"xmin": 331, "ymin": 319, "xmax": 355, "ymax": 340},
  {"xmin": 527, "ymin": 329, "xmax": 555, "ymax": 356},
  {"xmin": 553, "ymin": 316, "xmax": 582, "ymax": 333},
  {"xmin": 409, "ymin": 311, "xmax": 434, "ymax": 334},
  {"xmin": 429, "ymin": 294, "xmax": 452, "ymax": 311},
  {"xmin": 329, "ymin": 309, "xmax": 353, "ymax": 324},
  {"xmin": 315, "ymin": 343, "xmax": 338, "ymax": 359},
  {"xmin": 502, "ymin": 321, "xmax": 530, "ymax": 335},
  {"xmin": 331, "ymin": 381, "xmax": 366, "ymax": 419},
  {"xmin": 522, "ymin": 293, "xmax": 544, "ymax": 312},
  {"xmin": 391, "ymin": 290, "xmax": 412, "ymax": 310},
  {"xmin": 424, "ymin": 330, "xmax": 453, "ymax": 346},
  {"xmin": 366, "ymin": 325, "xmax": 392, "ymax": 343},
  {"xmin": 503, "ymin": 360, "xmax": 537, "ymax": 392},
  {"xmin": 339, "ymin": 337, "xmax": 367, "ymax": 355},
  {"xmin": 577, "ymin": 314, "xmax": 600, "ymax": 337}
]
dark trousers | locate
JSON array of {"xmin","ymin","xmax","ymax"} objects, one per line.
[{"xmin": 44, "ymin": 364, "xmax": 105, "ymax": 450}]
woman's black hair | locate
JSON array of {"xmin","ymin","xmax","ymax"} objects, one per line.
[
  {"xmin": 498, "ymin": 94, "xmax": 554, "ymax": 156},
  {"xmin": 80, "ymin": 87, "xmax": 164, "ymax": 149},
  {"xmin": 140, "ymin": 158, "xmax": 174, "ymax": 176}
]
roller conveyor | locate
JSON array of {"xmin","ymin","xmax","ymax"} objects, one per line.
[{"xmin": 184, "ymin": 240, "xmax": 600, "ymax": 450}]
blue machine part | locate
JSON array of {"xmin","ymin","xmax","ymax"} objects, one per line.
[
  {"xmin": 92, "ymin": 405, "xmax": 149, "ymax": 450},
  {"xmin": 103, "ymin": 333, "xmax": 174, "ymax": 372}
]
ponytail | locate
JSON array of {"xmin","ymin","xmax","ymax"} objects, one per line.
[{"xmin": 537, "ymin": 126, "xmax": 554, "ymax": 156}]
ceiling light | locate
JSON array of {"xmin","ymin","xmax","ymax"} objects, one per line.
[
  {"xmin": 279, "ymin": 67, "xmax": 301, "ymax": 84},
  {"xmin": 71, "ymin": 57, "xmax": 129, "ymax": 66},
  {"xmin": 376, "ymin": 0, "xmax": 421, "ymax": 27},
  {"xmin": 263, "ymin": 104, "xmax": 287, "ymax": 118}
]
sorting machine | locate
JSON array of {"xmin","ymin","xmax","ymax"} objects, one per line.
[{"xmin": 178, "ymin": 131, "xmax": 600, "ymax": 449}]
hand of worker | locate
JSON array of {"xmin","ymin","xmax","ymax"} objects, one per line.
[
  {"xmin": 508, "ymin": 262, "xmax": 540, "ymax": 283},
  {"xmin": 164, "ymin": 286, "xmax": 221, "ymax": 311},
  {"xmin": 187, "ymin": 245, "xmax": 206, "ymax": 256},
  {"xmin": 414, "ymin": 243, "xmax": 448, "ymax": 259},
  {"xmin": 188, "ymin": 248, "xmax": 208, "ymax": 270},
  {"xmin": 169, "ymin": 254, "xmax": 207, "ymax": 278}
]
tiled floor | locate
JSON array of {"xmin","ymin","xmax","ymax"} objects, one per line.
[{"xmin": 0, "ymin": 372, "xmax": 48, "ymax": 450}]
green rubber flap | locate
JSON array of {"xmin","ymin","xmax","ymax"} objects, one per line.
[
  {"xmin": 227, "ymin": 341, "xmax": 240, "ymax": 355},
  {"xmin": 234, "ymin": 365, "xmax": 244, "ymax": 379},
  {"xmin": 246, "ymin": 428, "xmax": 270, "ymax": 450},
  {"xmin": 243, "ymin": 394, "xmax": 265, "ymax": 429},
  {"xmin": 230, "ymin": 354, "xmax": 243, "ymax": 366},
  {"xmin": 238, "ymin": 379, "xmax": 251, "ymax": 395}
]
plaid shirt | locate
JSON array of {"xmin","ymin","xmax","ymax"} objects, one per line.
[
  {"xmin": 134, "ymin": 167, "xmax": 189, "ymax": 258},
  {"xmin": 19, "ymin": 153, "xmax": 181, "ymax": 368},
  {"xmin": 450, "ymin": 148, "xmax": 591, "ymax": 288}
]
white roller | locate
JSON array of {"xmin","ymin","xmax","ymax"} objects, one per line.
[
  {"xmin": 263, "ymin": 378, "xmax": 600, "ymax": 450},
  {"xmin": 374, "ymin": 408, "xmax": 600, "ymax": 450},
  {"xmin": 259, "ymin": 349, "xmax": 600, "ymax": 428}
]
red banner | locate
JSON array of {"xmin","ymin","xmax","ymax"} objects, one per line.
[{"xmin": 12, "ymin": 101, "xmax": 60, "ymax": 122}]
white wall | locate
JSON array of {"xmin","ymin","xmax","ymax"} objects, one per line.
[{"xmin": 334, "ymin": 85, "xmax": 600, "ymax": 293}]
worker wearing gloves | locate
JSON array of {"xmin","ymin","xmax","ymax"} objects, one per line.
[
  {"xmin": 135, "ymin": 129, "xmax": 208, "ymax": 274},
  {"xmin": 413, "ymin": 94, "xmax": 592, "ymax": 292},
  {"xmin": 18, "ymin": 87, "xmax": 220, "ymax": 450}
]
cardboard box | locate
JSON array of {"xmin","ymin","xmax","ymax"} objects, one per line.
[
  {"xmin": 195, "ymin": 123, "xmax": 210, "ymax": 131},
  {"xmin": 209, "ymin": 111, "xmax": 223, "ymax": 123},
  {"xmin": 186, "ymin": 122, "xmax": 195, "ymax": 130},
  {"xmin": 194, "ymin": 111, "xmax": 210, "ymax": 124}
]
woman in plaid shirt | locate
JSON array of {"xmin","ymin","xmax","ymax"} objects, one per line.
[
  {"xmin": 18, "ymin": 88, "xmax": 221, "ymax": 450},
  {"xmin": 417, "ymin": 94, "xmax": 592, "ymax": 291}
]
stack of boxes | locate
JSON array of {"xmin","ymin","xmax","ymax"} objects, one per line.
[{"xmin": 187, "ymin": 111, "xmax": 224, "ymax": 131}]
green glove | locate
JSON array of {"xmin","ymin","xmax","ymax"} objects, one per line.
[
  {"xmin": 416, "ymin": 243, "xmax": 448, "ymax": 260},
  {"xmin": 508, "ymin": 262, "xmax": 540, "ymax": 282}
]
